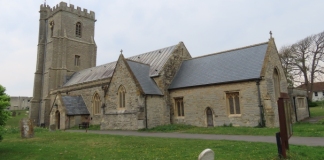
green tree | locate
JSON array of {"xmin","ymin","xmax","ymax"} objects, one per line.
[{"xmin": 0, "ymin": 84, "xmax": 10, "ymax": 142}]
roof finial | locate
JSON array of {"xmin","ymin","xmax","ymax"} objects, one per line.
[
  {"xmin": 120, "ymin": 49, "xmax": 123, "ymax": 54},
  {"xmin": 269, "ymin": 31, "xmax": 272, "ymax": 38},
  {"xmin": 44, "ymin": 0, "xmax": 46, "ymax": 5}
]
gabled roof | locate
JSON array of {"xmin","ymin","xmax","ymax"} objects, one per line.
[
  {"xmin": 64, "ymin": 44, "xmax": 177, "ymax": 87},
  {"xmin": 169, "ymin": 42, "xmax": 268, "ymax": 89},
  {"xmin": 297, "ymin": 82, "xmax": 324, "ymax": 92},
  {"xmin": 126, "ymin": 60, "xmax": 162, "ymax": 95},
  {"xmin": 61, "ymin": 96, "xmax": 90, "ymax": 115}
]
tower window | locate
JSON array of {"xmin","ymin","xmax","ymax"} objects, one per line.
[
  {"xmin": 76, "ymin": 22, "xmax": 82, "ymax": 37},
  {"xmin": 50, "ymin": 21, "xmax": 54, "ymax": 37},
  {"xmin": 75, "ymin": 55, "xmax": 80, "ymax": 66}
]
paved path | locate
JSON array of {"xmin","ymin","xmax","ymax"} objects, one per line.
[{"xmin": 67, "ymin": 130, "xmax": 324, "ymax": 147}]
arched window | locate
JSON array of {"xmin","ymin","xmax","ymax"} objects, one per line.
[
  {"xmin": 273, "ymin": 68, "xmax": 281, "ymax": 100},
  {"xmin": 76, "ymin": 22, "xmax": 82, "ymax": 37},
  {"xmin": 93, "ymin": 93, "xmax": 100, "ymax": 115},
  {"xmin": 118, "ymin": 86, "xmax": 126, "ymax": 108}
]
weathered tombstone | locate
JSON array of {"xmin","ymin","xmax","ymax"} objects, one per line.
[
  {"xmin": 12, "ymin": 111, "xmax": 16, "ymax": 117},
  {"xmin": 49, "ymin": 124, "xmax": 56, "ymax": 131},
  {"xmin": 198, "ymin": 148, "xmax": 214, "ymax": 160},
  {"xmin": 20, "ymin": 118, "xmax": 34, "ymax": 138}
]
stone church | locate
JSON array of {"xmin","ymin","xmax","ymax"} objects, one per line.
[{"xmin": 29, "ymin": 2, "xmax": 309, "ymax": 130}]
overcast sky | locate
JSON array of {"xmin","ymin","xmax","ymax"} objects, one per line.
[{"xmin": 1, "ymin": 0, "xmax": 323, "ymax": 97}]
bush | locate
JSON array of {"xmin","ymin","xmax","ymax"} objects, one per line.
[
  {"xmin": 308, "ymin": 101, "xmax": 318, "ymax": 107},
  {"xmin": 0, "ymin": 85, "xmax": 10, "ymax": 142}
]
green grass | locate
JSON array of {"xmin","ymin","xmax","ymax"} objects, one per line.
[
  {"xmin": 5, "ymin": 110, "xmax": 29, "ymax": 127},
  {"xmin": 310, "ymin": 105, "xmax": 324, "ymax": 117},
  {"xmin": 140, "ymin": 122, "xmax": 324, "ymax": 137},
  {"xmin": 1, "ymin": 130, "xmax": 323, "ymax": 160}
]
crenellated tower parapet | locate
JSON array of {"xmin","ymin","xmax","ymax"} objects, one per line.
[{"xmin": 40, "ymin": 2, "xmax": 95, "ymax": 20}]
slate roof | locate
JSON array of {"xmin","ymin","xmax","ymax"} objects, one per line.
[
  {"xmin": 64, "ymin": 44, "xmax": 177, "ymax": 87},
  {"xmin": 169, "ymin": 42, "xmax": 268, "ymax": 89},
  {"xmin": 127, "ymin": 60, "xmax": 163, "ymax": 95},
  {"xmin": 61, "ymin": 96, "xmax": 90, "ymax": 115}
]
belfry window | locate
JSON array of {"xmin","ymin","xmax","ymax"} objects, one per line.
[
  {"xmin": 118, "ymin": 86, "xmax": 126, "ymax": 108},
  {"xmin": 49, "ymin": 21, "xmax": 54, "ymax": 37},
  {"xmin": 75, "ymin": 55, "xmax": 80, "ymax": 66},
  {"xmin": 76, "ymin": 22, "xmax": 82, "ymax": 37}
]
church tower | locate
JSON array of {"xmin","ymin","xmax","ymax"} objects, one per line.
[{"xmin": 30, "ymin": 2, "xmax": 97, "ymax": 126}]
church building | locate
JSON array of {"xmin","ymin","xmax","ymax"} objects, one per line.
[{"xmin": 29, "ymin": 2, "xmax": 309, "ymax": 130}]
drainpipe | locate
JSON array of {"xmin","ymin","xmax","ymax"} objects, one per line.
[
  {"xmin": 144, "ymin": 95, "xmax": 148, "ymax": 129},
  {"xmin": 293, "ymin": 96, "xmax": 298, "ymax": 122},
  {"xmin": 256, "ymin": 79, "xmax": 265, "ymax": 127}
]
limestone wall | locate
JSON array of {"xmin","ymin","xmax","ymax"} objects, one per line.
[
  {"xmin": 169, "ymin": 81, "xmax": 261, "ymax": 127},
  {"xmin": 101, "ymin": 56, "xmax": 145, "ymax": 130},
  {"xmin": 61, "ymin": 85, "xmax": 104, "ymax": 125},
  {"xmin": 146, "ymin": 95, "xmax": 169, "ymax": 128},
  {"xmin": 260, "ymin": 38, "xmax": 289, "ymax": 127}
]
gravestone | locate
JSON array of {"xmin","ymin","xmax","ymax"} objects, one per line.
[
  {"xmin": 49, "ymin": 124, "xmax": 56, "ymax": 131},
  {"xmin": 12, "ymin": 111, "xmax": 16, "ymax": 117},
  {"xmin": 20, "ymin": 118, "xmax": 34, "ymax": 138},
  {"xmin": 198, "ymin": 148, "xmax": 214, "ymax": 160}
]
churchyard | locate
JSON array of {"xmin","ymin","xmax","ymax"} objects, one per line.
[{"xmin": 0, "ymin": 107, "xmax": 323, "ymax": 159}]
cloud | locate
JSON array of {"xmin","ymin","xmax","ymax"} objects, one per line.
[{"xmin": 1, "ymin": 0, "xmax": 324, "ymax": 96}]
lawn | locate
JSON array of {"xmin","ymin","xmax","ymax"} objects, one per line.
[
  {"xmin": 310, "ymin": 105, "xmax": 324, "ymax": 117},
  {"xmin": 1, "ymin": 109, "xmax": 323, "ymax": 159},
  {"xmin": 1, "ymin": 130, "xmax": 323, "ymax": 160}
]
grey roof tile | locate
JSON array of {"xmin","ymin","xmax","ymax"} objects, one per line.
[
  {"xmin": 169, "ymin": 43, "xmax": 268, "ymax": 89},
  {"xmin": 64, "ymin": 44, "xmax": 177, "ymax": 87},
  {"xmin": 61, "ymin": 96, "xmax": 90, "ymax": 115},
  {"xmin": 127, "ymin": 60, "xmax": 163, "ymax": 95}
]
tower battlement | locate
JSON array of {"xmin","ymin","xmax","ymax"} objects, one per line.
[{"xmin": 40, "ymin": 2, "xmax": 95, "ymax": 20}]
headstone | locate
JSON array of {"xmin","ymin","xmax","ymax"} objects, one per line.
[
  {"xmin": 198, "ymin": 148, "xmax": 214, "ymax": 160},
  {"xmin": 49, "ymin": 124, "xmax": 56, "ymax": 131},
  {"xmin": 20, "ymin": 118, "xmax": 34, "ymax": 138},
  {"xmin": 12, "ymin": 111, "xmax": 16, "ymax": 117}
]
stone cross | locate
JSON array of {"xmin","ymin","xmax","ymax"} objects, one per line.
[
  {"xmin": 120, "ymin": 49, "xmax": 123, "ymax": 54},
  {"xmin": 198, "ymin": 148, "xmax": 214, "ymax": 160}
]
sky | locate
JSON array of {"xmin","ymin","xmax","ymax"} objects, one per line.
[{"xmin": 1, "ymin": 0, "xmax": 323, "ymax": 97}]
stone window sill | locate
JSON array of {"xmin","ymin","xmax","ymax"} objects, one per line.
[{"xmin": 228, "ymin": 114, "xmax": 241, "ymax": 118}]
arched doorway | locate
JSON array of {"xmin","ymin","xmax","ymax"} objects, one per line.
[
  {"xmin": 206, "ymin": 107, "xmax": 213, "ymax": 127},
  {"xmin": 55, "ymin": 111, "xmax": 60, "ymax": 129}
]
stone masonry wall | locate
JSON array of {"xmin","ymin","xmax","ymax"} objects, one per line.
[
  {"xmin": 260, "ymin": 39, "xmax": 289, "ymax": 127},
  {"xmin": 146, "ymin": 95, "xmax": 168, "ymax": 128},
  {"xmin": 169, "ymin": 81, "xmax": 260, "ymax": 127},
  {"xmin": 61, "ymin": 85, "xmax": 104, "ymax": 125},
  {"xmin": 101, "ymin": 56, "xmax": 145, "ymax": 130},
  {"xmin": 153, "ymin": 42, "xmax": 192, "ymax": 125}
]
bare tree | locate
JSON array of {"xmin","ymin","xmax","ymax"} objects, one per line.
[{"xmin": 279, "ymin": 31, "xmax": 324, "ymax": 100}]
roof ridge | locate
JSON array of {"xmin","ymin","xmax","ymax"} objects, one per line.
[
  {"xmin": 188, "ymin": 41, "xmax": 268, "ymax": 61},
  {"xmin": 126, "ymin": 59, "xmax": 150, "ymax": 66}
]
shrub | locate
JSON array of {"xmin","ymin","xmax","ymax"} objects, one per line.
[{"xmin": 308, "ymin": 101, "xmax": 318, "ymax": 107}]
